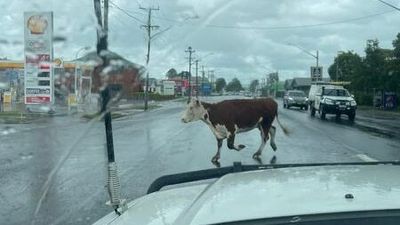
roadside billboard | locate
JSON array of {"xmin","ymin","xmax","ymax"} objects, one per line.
[
  {"xmin": 383, "ymin": 92, "xmax": 397, "ymax": 110},
  {"xmin": 162, "ymin": 80, "xmax": 175, "ymax": 96},
  {"xmin": 24, "ymin": 12, "xmax": 54, "ymax": 104}
]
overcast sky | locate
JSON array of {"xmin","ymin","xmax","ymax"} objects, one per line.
[{"xmin": 1, "ymin": 0, "xmax": 400, "ymax": 84}]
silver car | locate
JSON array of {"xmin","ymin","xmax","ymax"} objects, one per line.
[{"xmin": 283, "ymin": 90, "xmax": 309, "ymax": 110}]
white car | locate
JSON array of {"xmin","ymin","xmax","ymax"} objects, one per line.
[
  {"xmin": 93, "ymin": 161, "xmax": 400, "ymax": 225},
  {"xmin": 310, "ymin": 85, "xmax": 357, "ymax": 121}
]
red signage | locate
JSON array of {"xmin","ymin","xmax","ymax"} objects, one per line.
[
  {"xmin": 183, "ymin": 79, "xmax": 189, "ymax": 88},
  {"xmin": 26, "ymin": 96, "xmax": 51, "ymax": 104}
]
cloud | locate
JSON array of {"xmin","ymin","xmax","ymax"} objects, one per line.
[{"xmin": 1, "ymin": 0, "xmax": 400, "ymax": 84}]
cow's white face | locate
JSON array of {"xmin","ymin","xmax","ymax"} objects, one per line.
[{"xmin": 181, "ymin": 98, "xmax": 206, "ymax": 123}]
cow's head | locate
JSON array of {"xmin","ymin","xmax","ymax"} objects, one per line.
[{"xmin": 181, "ymin": 98, "xmax": 207, "ymax": 123}]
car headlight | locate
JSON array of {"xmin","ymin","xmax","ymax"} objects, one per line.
[
  {"xmin": 324, "ymin": 98, "xmax": 334, "ymax": 105},
  {"xmin": 288, "ymin": 97, "xmax": 294, "ymax": 101},
  {"xmin": 350, "ymin": 100, "xmax": 357, "ymax": 106}
]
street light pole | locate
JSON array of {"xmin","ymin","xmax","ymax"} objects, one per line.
[
  {"xmin": 195, "ymin": 59, "xmax": 199, "ymax": 98},
  {"xmin": 74, "ymin": 46, "xmax": 90, "ymax": 96},
  {"xmin": 185, "ymin": 46, "xmax": 195, "ymax": 102},
  {"xmin": 288, "ymin": 43, "xmax": 320, "ymax": 80}
]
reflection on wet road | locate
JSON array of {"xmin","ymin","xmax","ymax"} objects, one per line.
[{"xmin": 0, "ymin": 96, "xmax": 399, "ymax": 225}]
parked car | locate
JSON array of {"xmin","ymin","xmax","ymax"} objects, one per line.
[
  {"xmin": 283, "ymin": 90, "xmax": 308, "ymax": 110},
  {"xmin": 310, "ymin": 85, "xmax": 357, "ymax": 121}
]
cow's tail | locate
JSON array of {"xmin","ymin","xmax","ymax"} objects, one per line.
[{"xmin": 275, "ymin": 111, "xmax": 290, "ymax": 136}]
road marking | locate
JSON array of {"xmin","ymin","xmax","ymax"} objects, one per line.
[{"xmin": 356, "ymin": 154, "xmax": 378, "ymax": 162}]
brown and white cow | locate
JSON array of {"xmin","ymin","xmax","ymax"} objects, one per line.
[{"xmin": 181, "ymin": 98, "xmax": 289, "ymax": 163}]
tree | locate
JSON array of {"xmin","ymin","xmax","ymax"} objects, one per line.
[
  {"xmin": 266, "ymin": 72, "xmax": 279, "ymax": 96},
  {"xmin": 249, "ymin": 79, "xmax": 259, "ymax": 93},
  {"xmin": 225, "ymin": 78, "xmax": 244, "ymax": 92},
  {"xmin": 215, "ymin": 78, "xmax": 227, "ymax": 93},
  {"xmin": 363, "ymin": 39, "xmax": 386, "ymax": 91},
  {"xmin": 328, "ymin": 51, "xmax": 363, "ymax": 83},
  {"xmin": 178, "ymin": 71, "xmax": 190, "ymax": 79},
  {"xmin": 166, "ymin": 68, "xmax": 178, "ymax": 78},
  {"xmin": 393, "ymin": 33, "xmax": 400, "ymax": 59}
]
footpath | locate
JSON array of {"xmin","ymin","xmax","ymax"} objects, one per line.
[{"xmin": 356, "ymin": 106, "xmax": 400, "ymax": 139}]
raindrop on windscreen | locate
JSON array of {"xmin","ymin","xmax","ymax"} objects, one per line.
[
  {"xmin": 12, "ymin": 40, "xmax": 22, "ymax": 46},
  {"xmin": 53, "ymin": 35, "xmax": 67, "ymax": 43},
  {"xmin": 0, "ymin": 82, "xmax": 9, "ymax": 89},
  {"xmin": 0, "ymin": 39, "xmax": 8, "ymax": 45},
  {"xmin": 19, "ymin": 152, "xmax": 34, "ymax": 160}
]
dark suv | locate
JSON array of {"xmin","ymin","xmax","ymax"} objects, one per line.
[{"xmin": 283, "ymin": 90, "xmax": 308, "ymax": 110}]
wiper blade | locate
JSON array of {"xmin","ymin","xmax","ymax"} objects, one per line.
[{"xmin": 147, "ymin": 161, "xmax": 400, "ymax": 194}]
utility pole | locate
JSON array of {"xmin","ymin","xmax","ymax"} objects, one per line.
[
  {"xmin": 195, "ymin": 59, "xmax": 199, "ymax": 98},
  {"xmin": 336, "ymin": 58, "xmax": 338, "ymax": 81},
  {"xmin": 208, "ymin": 70, "xmax": 215, "ymax": 92},
  {"xmin": 185, "ymin": 46, "xmax": 195, "ymax": 102},
  {"xmin": 140, "ymin": 5, "xmax": 159, "ymax": 111},
  {"xmin": 104, "ymin": 0, "xmax": 109, "ymax": 34},
  {"xmin": 201, "ymin": 65, "xmax": 205, "ymax": 96}
]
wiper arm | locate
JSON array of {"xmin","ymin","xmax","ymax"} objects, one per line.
[{"xmin": 95, "ymin": 0, "xmax": 126, "ymax": 216}]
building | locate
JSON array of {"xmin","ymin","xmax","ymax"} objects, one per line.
[
  {"xmin": 77, "ymin": 50, "xmax": 144, "ymax": 97},
  {"xmin": 285, "ymin": 77, "xmax": 330, "ymax": 95},
  {"xmin": 0, "ymin": 50, "xmax": 145, "ymax": 104}
]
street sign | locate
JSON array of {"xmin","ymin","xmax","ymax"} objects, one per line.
[
  {"xmin": 24, "ymin": 12, "xmax": 54, "ymax": 105},
  {"xmin": 310, "ymin": 66, "xmax": 323, "ymax": 81}
]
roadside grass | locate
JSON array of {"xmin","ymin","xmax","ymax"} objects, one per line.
[
  {"xmin": 174, "ymin": 97, "xmax": 188, "ymax": 103},
  {"xmin": 357, "ymin": 105, "xmax": 400, "ymax": 118},
  {"xmin": 0, "ymin": 111, "xmax": 49, "ymax": 124}
]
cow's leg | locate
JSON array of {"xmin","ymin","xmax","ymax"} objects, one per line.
[
  {"xmin": 227, "ymin": 134, "xmax": 246, "ymax": 151},
  {"xmin": 269, "ymin": 125, "xmax": 277, "ymax": 151},
  {"xmin": 253, "ymin": 125, "xmax": 269, "ymax": 159},
  {"xmin": 211, "ymin": 138, "xmax": 223, "ymax": 163}
]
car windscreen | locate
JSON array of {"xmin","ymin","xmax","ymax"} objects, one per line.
[
  {"xmin": 289, "ymin": 92, "xmax": 305, "ymax": 97},
  {"xmin": 323, "ymin": 89, "xmax": 350, "ymax": 97}
]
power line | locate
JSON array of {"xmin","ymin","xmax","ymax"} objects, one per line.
[
  {"xmin": 204, "ymin": 10, "xmax": 396, "ymax": 30},
  {"xmin": 109, "ymin": 0, "xmax": 145, "ymax": 23},
  {"xmin": 378, "ymin": 0, "xmax": 400, "ymax": 11}
]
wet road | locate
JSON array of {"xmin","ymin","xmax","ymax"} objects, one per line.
[{"xmin": 1, "ymin": 96, "xmax": 399, "ymax": 225}]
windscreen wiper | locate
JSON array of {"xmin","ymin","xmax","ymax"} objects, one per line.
[
  {"xmin": 147, "ymin": 161, "xmax": 400, "ymax": 194},
  {"xmin": 94, "ymin": 0, "xmax": 126, "ymax": 215}
]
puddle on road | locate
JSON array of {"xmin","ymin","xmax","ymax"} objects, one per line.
[{"xmin": 1, "ymin": 126, "xmax": 17, "ymax": 135}]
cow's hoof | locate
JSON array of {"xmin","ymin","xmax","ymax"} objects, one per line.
[
  {"xmin": 211, "ymin": 156, "xmax": 220, "ymax": 163},
  {"xmin": 271, "ymin": 143, "xmax": 277, "ymax": 151},
  {"xmin": 270, "ymin": 155, "xmax": 277, "ymax": 164},
  {"xmin": 212, "ymin": 161, "xmax": 221, "ymax": 168},
  {"xmin": 238, "ymin": 144, "xmax": 246, "ymax": 150},
  {"xmin": 252, "ymin": 153, "xmax": 261, "ymax": 159}
]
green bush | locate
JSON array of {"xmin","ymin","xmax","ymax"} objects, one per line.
[
  {"xmin": 354, "ymin": 92, "xmax": 372, "ymax": 106},
  {"xmin": 127, "ymin": 92, "xmax": 175, "ymax": 101}
]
